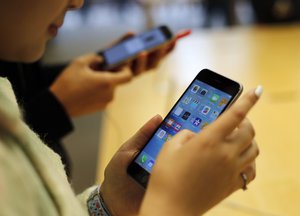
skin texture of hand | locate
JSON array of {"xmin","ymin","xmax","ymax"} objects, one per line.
[
  {"xmin": 140, "ymin": 88, "xmax": 261, "ymax": 216},
  {"xmin": 50, "ymin": 54, "xmax": 133, "ymax": 117},
  {"xmin": 100, "ymin": 115, "xmax": 163, "ymax": 216}
]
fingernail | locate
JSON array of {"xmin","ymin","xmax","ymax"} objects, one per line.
[
  {"xmin": 140, "ymin": 51, "xmax": 147, "ymax": 57},
  {"xmin": 153, "ymin": 114, "xmax": 162, "ymax": 121},
  {"xmin": 255, "ymin": 85, "xmax": 263, "ymax": 98}
]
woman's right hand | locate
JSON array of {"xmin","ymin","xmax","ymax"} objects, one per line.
[{"xmin": 140, "ymin": 87, "xmax": 262, "ymax": 216}]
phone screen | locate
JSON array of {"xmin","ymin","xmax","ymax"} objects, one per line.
[
  {"xmin": 128, "ymin": 69, "xmax": 242, "ymax": 187},
  {"xmin": 101, "ymin": 26, "xmax": 172, "ymax": 69},
  {"xmin": 135, "ymin": 79, "xmax": 233, "ymax": 172}
]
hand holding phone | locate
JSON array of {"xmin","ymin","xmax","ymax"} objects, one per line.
[
  {"xmin": 98, "ymin": 26, "xmax": 191, "ymax": 71},
  {"xmin": 99, "ymin": 69, "xmax": 262, "ymax": 215},
  {"xmin": 140, "ymin": 86, "xmax": 261, "ymax": 216},
  {"xmin": 127, "ymin": 69, "xmax": 244, "ymax": 187}
]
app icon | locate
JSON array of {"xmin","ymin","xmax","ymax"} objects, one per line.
[
  {"xmin": 164, "ymin": 134, "xmax": 173, "ymax": 141},
  {"xmin": 200, "ymin": 89, "xmax": 208, "ymax": 96},
  {"xmin": 166, "ymin": 118, "xmax": 175, "ymax": 127},
  {"xmin": 147, "ymin": 160, "xmax": 155, "ymax": 168},
  {"xmin": 173, "ymin": 122, "xmax": 182, "ymax": 131},
  {"xmin": 157, "ymin": 129, "xmax": 166, "ymax": 139},
  {"xmin": 174, "ymin": 107, "xmax": 183, "ymax": 116},
  {"xmin": 140, "ymin": 154, "xmax": 148, "ymax": 164},
  {"xmin": 201, "ymin": 106, "xmax": 211, "ymax": 115},
  {"xmin": 183, "ymin": 96, "xmax": 192, "ymax": 105},
  {"xmin": 219, "ymin": 98, "xmax": 228, "ymax": 106},
  {"xmin": 201, "ymin": 122, "xmax": 209, "ymax": 129},
  {"xmin": 192, "ymin": 118, "xmax": 202, "ymax": 127},
  {"xmin": 211, "ymin": 94, "xmax": 220, "ymax": 103},
  {"xmin": 182, "ymin": 111, "xmax": 191, "ymax": 120},
  {"xmin": 191, "ymin": 85, "xmax": 200, "ymax": 93},
  {"xmin": 190, "ymin": 99, "xmax": 199, "ymax": 109},
  {"xmin": 211, "ymin": 110, "xmax": 219, "ymax": 118}
]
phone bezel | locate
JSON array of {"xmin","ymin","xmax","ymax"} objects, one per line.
[
  {"xmin": 98, "ymin": 25, "xmax": 173, "ymax": 70},
  {"xmin": 127, "ymin": 69, "xmax": 243, "ymax": 188}
]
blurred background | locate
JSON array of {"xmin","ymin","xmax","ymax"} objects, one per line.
[
  {"xmin": 43, "ymin": 1, "xmax": 300, "ymax": 215},
  {"xmin": 44, "ymin": 0, "xmax": 300, "ymax": 63}
]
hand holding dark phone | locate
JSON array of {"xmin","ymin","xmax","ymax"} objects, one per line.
[
  {"xmin": 97, "ymin": 25, "xmax": 191, "ymax": 71},
  {"xmin": 127, "ymin": 69, "xmax": 243, "ymax": 188}
]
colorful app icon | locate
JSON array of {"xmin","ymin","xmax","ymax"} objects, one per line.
[
  {"xmin": 219, "ymin": 98, "xmax": 228, "ymax": 106},
  {"xmin": 140, "ymin": 154, "xmax": 148, "ymax": 164},
  {"xmin": 211, "ymin": 110, "xmax": 219, "ymax": 118},
  {"xmin": 192, "ymin": 118, "xmax": 202, "ymax": 127},
  {"xmin": 166, "ymin": 118, "xmax": 175, "ymax": 127},
  {"xmin": 201, "ymin": 122, "xmax": 209, "ymax": 129},
  {"xmin": 191, "ymin": 85, "xmax": 200, "ymax": 93},
  {"xmin": 190, "ymin": 99, "xmax": 199, "ymax": 109},
  {"xmin": 211, "ymin": 94, "xmax": 220, "ymax": 103},
  {"xmin": 174, "ymin": 107, "xmax": 183, "ymax": 116},
  {"xmin": 173, "ymin": 122, "xmax": 182, "ymax": 131},
  {"xmin": 164, "ymin": 134, "xmax": 173, "ymax": 142},
  {"xmin": 147, "ymin": 160, "xmax": 155, "ymax": 168},
  {"xmin": 183, "ymin": 96, "xmax": 192, "ymax": 105},
  {"xmin": 201, "ymin": 106, "xmax": 211, "ymax": 115},
  {"xmin": 182, "ymin": 111, "xmax": 191, "ymax": 120},
  {"xmin": 200, "ymin": 89, "xmax": 208, "ymax": 96},
  {"xmin": 157, "ymin": 129, "xmax": 166, "ymax": 139}
]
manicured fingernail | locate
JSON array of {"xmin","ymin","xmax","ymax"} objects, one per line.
[
  {"xmin": 154, "ymin": 114, "xmax": 162, "ymax": 119},
  {"xmin": 255, "ymin": 85, "xmax": 263, "ymax": 98}
]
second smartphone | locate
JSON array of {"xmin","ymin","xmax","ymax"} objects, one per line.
[
  {"xmin": 127, "ymin": 69, "xmax": 243, "ymax": 188},
  {"xmin": 98, "ymin": 25, "xmax": 173, "ymax": 70}
]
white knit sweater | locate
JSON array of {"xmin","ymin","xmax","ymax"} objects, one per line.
[{"xmin": 0, "ymin": 78, "xmax": 95, "ymax": 216}]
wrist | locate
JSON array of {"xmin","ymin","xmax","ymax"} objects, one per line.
[
  {"xmin": 140, "ymin": 190, "xmax": 189, "ymax": 216},
  {"xmin": 99, "ymin": 182, "xmax": 116, "ymax": 216},
  {"xmin": 87, "ymin": 186, "xmax": 112, "ymax": 216}
]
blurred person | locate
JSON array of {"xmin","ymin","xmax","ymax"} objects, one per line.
[
  {"xmin": 114, "ymin": 0, "xmax": 133, "ymax": 12},
  {"xmin": 0, "ymin": 0, "xmax": 261, "ymax": 216},
  {"xmin": 250, "ymin": 0, "xmax": 300, "ymax": 23},
  {"xmin": 202, "ymin": 0, "xmax": 236, "ymax": 27}
]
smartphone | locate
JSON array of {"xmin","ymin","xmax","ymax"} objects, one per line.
[
  {"xmin": 127, "ymin": 69, "xmax": 243, "ymax": 188},
  {"xmin": 98, "ymin": 25, "xmax": 173, "ymax": 70}
]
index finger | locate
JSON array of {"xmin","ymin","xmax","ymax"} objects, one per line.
[{"xmin": 209, "ymin": 86, "xmax": 263, "ymax": 139}]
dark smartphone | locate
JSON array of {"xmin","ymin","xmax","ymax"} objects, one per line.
[
  {"xmin": 98, "ymin": 25, "xmax": 173, "ymax": 70},
  {"xmin": 127, "ymin": 69, "xmax": 243, "ymax": 188}
]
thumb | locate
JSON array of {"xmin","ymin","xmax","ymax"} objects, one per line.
[
  {"xmin": 121, "ymin": 115, "xmax": 163, "ymax": 152},
  {"xmin": 115, "ymin": 32, "xmax": 135, "ymax": 44},
  {"xmin": 106, "ymin": 32, "xmax": 135, "ymax": 49}
]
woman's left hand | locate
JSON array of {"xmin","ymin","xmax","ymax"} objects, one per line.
[{"xmin": 100, "ymin": 115, "xmax": 163, "ymax": 216}]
